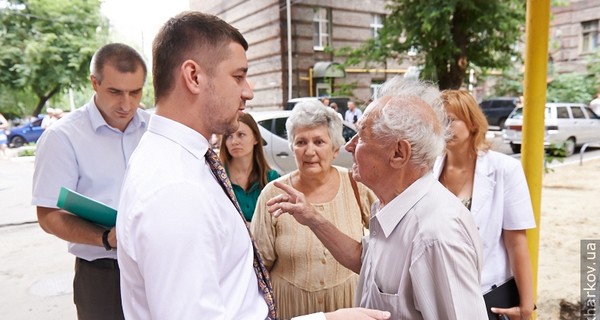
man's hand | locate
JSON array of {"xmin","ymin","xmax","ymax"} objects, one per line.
[
  {"xmin": 266, "ymin": 181, "xmax": 320, "ymax": 227},
  {"xmin": 325, "ymin": 308, "xmax": 391, "ymax": 320}
]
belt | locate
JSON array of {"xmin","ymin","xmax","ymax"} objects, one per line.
[{"xmin": 76, "ymin": 257, "xmax": 119, "ymax": 270}]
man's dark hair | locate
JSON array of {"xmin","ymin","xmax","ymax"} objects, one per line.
[
  {"xmin": 152, "ymin": 11, "xmax": 248, "ymax": 103},
  {"xmin": 90, "ymin": 43, "xmax": 147, "ymax": 83}
]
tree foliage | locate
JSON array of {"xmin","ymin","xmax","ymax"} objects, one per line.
[
  {"xmin": 339, "ymin": 0, "xmax": 525, "ymax": 89},
  {"xmin": 546, "ymin": 72, "xmax": 595, "ymax": 103},
  {"xmin": 0, "ymin": 0, "xmax": 107, "ymax": 116}
]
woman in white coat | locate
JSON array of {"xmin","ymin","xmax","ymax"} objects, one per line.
[{"xmin": 434, "ymin": 90, "xmax": 536, "ymax": 320}]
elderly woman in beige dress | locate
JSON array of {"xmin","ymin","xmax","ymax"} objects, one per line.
[{"xmin": 251, "ymin": 100, "xmax": 375, "ymax": 319}]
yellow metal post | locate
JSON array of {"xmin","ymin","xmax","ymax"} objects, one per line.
[
  {"xmin": 309, "ymin": 68, "xmax": 314, "ymax": 97},
  {"xmin": 522, "ymin": 0, "xmax": 551, "ymax": 312}
]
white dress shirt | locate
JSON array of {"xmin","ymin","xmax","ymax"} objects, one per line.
[
  {"xmin": 434, "ymin": 151, "xmax": 536, "ymax": 291},
  {"xmin": 356, "ymin": 173, "xmax": 487, "ymax": 319},
  {"xmin": 117, "ymin": 114, "xmax": 268, "ymax": 319},
  {"xmin": 32, "ymin": 98, "xmax": 148, "ymax": 261}
]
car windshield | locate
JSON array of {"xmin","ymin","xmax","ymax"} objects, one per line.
[
  {"xmin": 509, "ymin": 107, "xmax": 552, "ymax": 119},
  {"xmin": 509, "ymin": 107, "xmax": 524, "ymax": 119}
]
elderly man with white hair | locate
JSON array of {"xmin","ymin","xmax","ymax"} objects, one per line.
[{"xmin": 267, "ymin": 77, "xmax": 488, "ymax": 319}]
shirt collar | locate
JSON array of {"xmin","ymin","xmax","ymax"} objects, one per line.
[
  {"xmin": 87, "ymin": 97, "xmax": 148, "ymax": 133},
  {"xmin": 147, "ymin": 113, "xmax": 209, "ymax": 160},
  {"xmin": 375, "ymin": 172, "xmax": 436, "ymax": 238}
]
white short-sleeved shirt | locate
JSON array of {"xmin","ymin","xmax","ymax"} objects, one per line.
[
  {"xmin": 31, "ymin": 98, "xmax": 148, "ymax": 261},
  {"xmin": 433, "ymin": 151, "xmax": 536, "ymax": 291},
  {"xmin": 356, "ymin": 173, "xmax": 487, "ymax": 319}
]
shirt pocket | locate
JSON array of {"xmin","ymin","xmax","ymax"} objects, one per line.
[{"xmin": 368, "ymin": 281, "xmax": 401, "ymax": 318}]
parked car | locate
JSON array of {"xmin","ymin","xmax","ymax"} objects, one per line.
[
  {"xmin": 479, "ymin": 97, "xmax": 519, "ymax": 129},
  {"xmin": 502, "ymin": 103, "xmax": 600, "ymax": 156},
  {"xmin": 5, "ymin": 116, "xmax": 45, "ymax": 148},
  {"xmin": 250, "ymin": 110, "xmax": 356, "ymax": 174}
]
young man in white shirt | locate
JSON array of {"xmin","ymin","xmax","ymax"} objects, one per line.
[{"xmin": 116, "ymin": 11, "xmax": 390, "ymax": 320}]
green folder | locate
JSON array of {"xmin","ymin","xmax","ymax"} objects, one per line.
[{"xmin": 56, "ymin": 187, "xmax": 117, "ymax": 227}]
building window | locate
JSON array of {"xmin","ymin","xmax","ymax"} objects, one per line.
[
  {"xmin": 370, "ymin": 82, "xmax": 383, "ymax": 100},
  {"xmin": 313, "ymin": 8, "xmax": 330, "ymax": 51},
  {"xmin": 370, "ymin": 14, "xmax": 383, "ymax": 38},
  {"xmin": 582, "ymin": 20, "xmax": 599, "ymax": 53}
]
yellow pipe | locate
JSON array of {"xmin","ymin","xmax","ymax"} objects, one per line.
[
  {"xmin": 522, "ymin": 0, "xmax": 550, "ymax": 314},
  {"xmin": 309, "ymin": 67, "xmax": 313, "ymax": 97},
  {"xmin": 345, "ymin": 68, "xmax": 407, "ymax": 73}
]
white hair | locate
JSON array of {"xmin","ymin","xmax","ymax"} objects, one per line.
[
  {"xmin": 286, "ymin": 100, "xmax": 345, "ymax": 151},
  {"xmin": 366, "ymin": 77, "xmax": 447, "ymax": 169}
]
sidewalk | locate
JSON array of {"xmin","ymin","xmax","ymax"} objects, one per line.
[{"xmin": 0, "ymin": 156, "xmax": 74, "ymax": 319}]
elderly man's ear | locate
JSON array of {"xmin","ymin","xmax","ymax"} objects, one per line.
[{"xmin": 390, "ymin": 139, "xmax": 411, "ymax": 168}]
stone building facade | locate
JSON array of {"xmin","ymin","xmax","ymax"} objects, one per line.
[
  {"xmin": 192, "ymin": 0, "xmax": 411, "ymax": 110},
  {"xmin": 549, "ymin": 0, "xmax": 600, "ymax": 74}
]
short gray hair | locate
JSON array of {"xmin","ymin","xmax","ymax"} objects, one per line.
[
  {"xmin": 286, "ymin": 100, "xmax": 345, "ymax": 151},
  {"xmin": 365, "ymin": 77, "xmax": 446, "ymax": 169}
]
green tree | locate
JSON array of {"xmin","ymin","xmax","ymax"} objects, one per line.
[
  {"xmin": 491, "ymin": 67, "xmax": 523, "ymax": 97},
  {"xmin": 587, "ymin": 50, "xmax": 600, "ymax": 94},
  {"xmin": 546, "ymin": 72, "xmax": 594, "ymax": 103},
  {"xmin": 340, "ymin": 0, "xmax": 525, "ymax": 89},
  {"xmin": 0, "ymin": 0, "xmax": 107, "ymax": 116}
]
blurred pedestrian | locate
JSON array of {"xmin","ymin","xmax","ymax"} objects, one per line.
[
  {"xmin": 116, "ymin": 11, "xmax": 389, "ymax": 320},
  {"xmin": 344, "ymin": 101, "xmax": 362, "ymax": 124},
  {"xmin": 435, "ymin": 89, "xmax": 536, "ymax": 319},
  {"xmin": 267, "ymin": 77, "xmax": 488, "ymax": 319},
  {"xmin": 220, "ymin": 113, "xmax": 280, "ymax": 223},
  {"xmin": 329, "ymin": 102, "xmax": 337, "ymax": 111},
  {"xmin": 590, "ymin": 93, "xmax": 600, "ymax": 116},
  {"xmin": 41, "ymin": 107, "xmax": 58, "ymax": 129},
  {"xmin": 32, "ymin": 43, "xmax": 148, "ymax": 320},
  {"xmin": 251, "ymin": 100, "xmax": 375, "ymax": 319},
  {"xmin": 0, "ymin": 112, "xmax": 8, "ymax": 155}
]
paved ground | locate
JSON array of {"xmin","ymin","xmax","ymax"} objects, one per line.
[{"xmin": 0, "ymin": 156, "xmax": 75, "ymax": 320}]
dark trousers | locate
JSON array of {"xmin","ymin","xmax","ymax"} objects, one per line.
[{"xmin": 74, "ymin": 257, "xmax": 125, "ymax": 320}]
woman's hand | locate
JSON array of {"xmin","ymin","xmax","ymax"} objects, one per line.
[{"xmin": 491, "ymin": 304, "xmax": 534, "ymax": 320}]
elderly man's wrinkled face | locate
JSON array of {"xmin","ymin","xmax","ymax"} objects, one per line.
[{"xmin": 345, "ymin": 107, "xmax": 388, "ymax": 189}]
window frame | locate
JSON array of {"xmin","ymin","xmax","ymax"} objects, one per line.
[
  {"xmin": 313, "ymin": 8, "xmax": 330, "ymax": 51},
  {"xmin": 370, "ymin": 14, "xmax": 383, "ymax": 39},
  {"xmin": 581, "ymin": 20, "xmax": 599, "ymax": 54}
]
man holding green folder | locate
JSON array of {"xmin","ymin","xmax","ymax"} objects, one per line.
[{"xmin": 32, "ymin": 43, "xmax": 148, "ymax": 320}]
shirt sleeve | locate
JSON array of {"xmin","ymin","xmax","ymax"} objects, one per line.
[
  {"xmin": 32, "ymin": 129, "xmax": 78, "ymax": 208},
  {"xmin": 250, "ymin": 182, "xmax": 279, "ymax": 268},
  {"xmin": 500, "ymin": 157, "xmax": 536, "ymax": 230},
  {"xmin": 410, "ymin": 240, "xmax": 487, "ymax": 320}
]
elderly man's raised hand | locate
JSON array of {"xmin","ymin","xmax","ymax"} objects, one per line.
[
  {"xmin": 324, "ymin": 308, "xmax": 391, "ymax": 320},
  {"xmin": 266, "ymin": 181, "xmax": 320, "ymax": 227}
]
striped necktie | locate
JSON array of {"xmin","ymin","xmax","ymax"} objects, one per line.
[{"xmin": 205, "ymin": 147, "xmax": 278, "ymax": 319}]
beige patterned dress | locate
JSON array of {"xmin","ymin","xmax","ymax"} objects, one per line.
[{"xmin": 250, "ymin": 166, "xmax": 375, "ymax": 320}]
